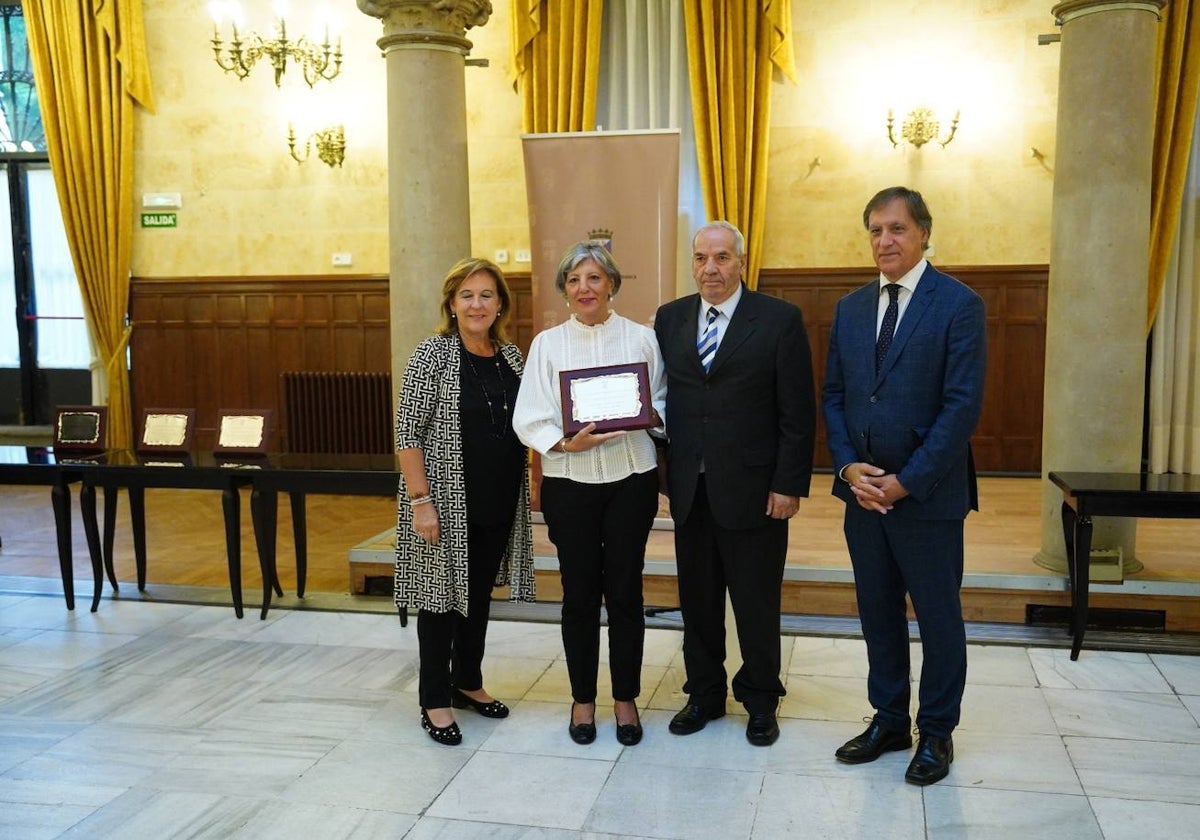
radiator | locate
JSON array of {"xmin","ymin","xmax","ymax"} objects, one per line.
[{"xmin": 281, "ymin": 371, "xmax": 393, "ymax": 454}]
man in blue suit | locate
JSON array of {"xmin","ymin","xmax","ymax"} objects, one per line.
[{"xmin": 822, "ymin": 187, "xmax": 986, "ymax": 785}]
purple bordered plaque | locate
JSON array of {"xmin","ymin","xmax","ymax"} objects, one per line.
[{"xmin": 558, "ymin": 362, "xmax": 653, "ymax": 435}]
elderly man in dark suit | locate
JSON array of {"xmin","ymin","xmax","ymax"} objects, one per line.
[
  {"xmin": 655, "ymin": 221, "xmax": 816, "ymax": 746},
  {"xmin": 823, "ymin": 187, "xmax": 987, "ymax": 785}
]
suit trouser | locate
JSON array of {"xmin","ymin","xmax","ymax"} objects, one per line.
[
  {"xmin": 674, "ymin": 475, "xmax": 788, "ymax": 715},
  {"xmin": 540, "ymin": 469, "xmax": 658, "ymax": 703},
  {"xmin": 417, "ymin": 519, "xmax": 510, "ymax": 709},
  {"xmin": 843, "ymin": 504, "xmax": 967, "ymax": 738}
]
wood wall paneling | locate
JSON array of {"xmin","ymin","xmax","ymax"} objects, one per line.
[
  {"xmin": 756, "ymin": 265, "xmax": 1047, "ymax": 474},
  {"xmin": 130, "ymin": 270, "xmax": 1043, "ymax": 472},
  {"xmin": 130, "ymin": 277, "xmax": 394, "ymax": 450}
]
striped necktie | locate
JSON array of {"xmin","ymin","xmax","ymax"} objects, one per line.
[{"xmin": 698, "ymin": 306, "xmax": 719, "ymax": 372}]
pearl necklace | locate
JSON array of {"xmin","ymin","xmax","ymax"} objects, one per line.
[{"xmin": 461, "ymin": 339, "xmax": 510, "ymax": 438}]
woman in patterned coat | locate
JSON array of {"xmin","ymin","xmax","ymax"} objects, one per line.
[{"xmin": 395, "ymin": 257, "xmax": 535, "ymax": 746}]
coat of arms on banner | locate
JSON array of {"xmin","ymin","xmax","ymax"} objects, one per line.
[{"xmin": 588, "ymin": 228, "xmax": 613, "ymax": 253}]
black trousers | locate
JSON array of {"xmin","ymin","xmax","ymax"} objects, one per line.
[
  {"xmin": 417, "ymin": 519, "xmax": 510, "ymax": 710},
  {"xmin": 674, "ymin": 475, "xmax": 788, "ymax": 715},
  {"xmin": 540, "ymin": 469, "xmax": 658, "ymax": 703},
  {"xmin": 843, "ymin": 504, "xmax": 967, "ymax": 738}
]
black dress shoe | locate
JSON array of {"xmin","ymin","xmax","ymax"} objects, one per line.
[
  {"xmin": 745, "ymin": 712, "xmax": 780, "ymax": 747},
  {"xmin": 420, "ymin": 708, "xmax": 462, "ymax": 746},
  {"xmin": 668, "ymin": 702, "xmax": 725, "ymax": 735},
  {"xmin": 568, "ymin": 702, "xmax": 596, "ymax": 745},
  {"xmin": 451, "ymin": 688, "xmax": 510, "ymax": 719},
  {"xmin": 905, "ymin": 733, "xmax": 953, "ymax": 785},
  {"xmin": 835, "ymin": 716, "xmax": 913, "ymax": 764}
]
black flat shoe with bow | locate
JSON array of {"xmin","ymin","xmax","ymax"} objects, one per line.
[
  {"xmin": 615, "ymin": 701, "xmax": 643, "ymax": 746},
  {"xmin": 569, "ymin": 701, "xmax": 597, "ymax": 745}
]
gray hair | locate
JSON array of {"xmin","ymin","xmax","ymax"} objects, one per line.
[
  {"xmin": 554, "ymin": 242, "xmax": 623, "ymax": 296},
  {"xmin": 693, "ymin": 221, "xmax": 745, "ymax": 256}
]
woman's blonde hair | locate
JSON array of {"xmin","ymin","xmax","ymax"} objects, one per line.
[{"xmin": 434, "ymin": 257, "xmax": 513, "ymax": 344}]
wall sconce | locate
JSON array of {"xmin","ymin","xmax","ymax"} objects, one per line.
[
  {"xmin": 209, "ymin": 1, "xmax": 342, "ymax": 88},
  {"xmin": 887, "ymin": 108, "xmax": 959, "ymax": 149},
  {"xmin": 288, "ymin": 124, "xmax": 345, "ymax": 168}
]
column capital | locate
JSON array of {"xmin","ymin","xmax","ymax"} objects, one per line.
[
  {"xmin": 357, "ymin": 0, "xmax": 492, "ymax": 54},
  {"xmin": 1053, "ymin": 1, "xmax": 1167, "ymax": 26}
]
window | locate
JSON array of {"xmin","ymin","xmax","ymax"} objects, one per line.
[{"xmin": 0, "ymin": 3, "xmax": 89, "ymax": 426}]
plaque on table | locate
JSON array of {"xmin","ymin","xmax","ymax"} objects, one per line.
[
  {"xmin": 558, "ymin": 362, "xmax": 654, "ymax": 435},
  {"xmin": 53, "ymin": 405, "xmax": 107, "ymax": 452},
  {"xmin": 213, "ymin": 409, "xmax": 273, "ymax": 455},
  {"xmin": 138, "ymin": 409, "xmax": 195, "ymax": 454}
]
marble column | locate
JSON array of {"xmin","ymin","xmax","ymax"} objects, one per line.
[
  {"xmin": 1036, "ymin": 0, "xmax": 1166, "ymax": 575},
  {"xmin": 356, "ymin": 0, "xmax": 489, "ymax": 385}
]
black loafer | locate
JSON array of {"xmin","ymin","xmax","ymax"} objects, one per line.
[
  {"xmin": 746, "ymin": 712, "xmax": 780, "ymax": 747},
  {"xmin": 905, "ymin": 733, "xmax": 953, "ymax": 785},
  {"xmin": 568, "ymin": 702, "xmax": 596, "ymax": 745},
  {"xmin": 835, "ymin": 716, "xmax": 912, "ymax": 764},
  {"xmin": 668, "ymin": 702, "xmax": 725, "ymax": 735},
  {"xmin": 451, "ymin": 688, "xmax": 509, "ymax": 719}
]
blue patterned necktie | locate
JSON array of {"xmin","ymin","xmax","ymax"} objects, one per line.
[
  {"xmin": 875, "ymin": 283, "xmax": 902, "ymax": 373},
  {"xmin": 697, "ymin": 306, "xmax": 719, "ymax": 372}
]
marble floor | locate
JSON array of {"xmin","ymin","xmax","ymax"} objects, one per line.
[{"xmin": 2, "ymin": 589, "xmax": 1200, "ymax": 840}]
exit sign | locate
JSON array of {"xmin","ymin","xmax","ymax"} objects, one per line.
[{"xmin": 140, "ymin": 212, "xmax": 176, "ymax": 228}]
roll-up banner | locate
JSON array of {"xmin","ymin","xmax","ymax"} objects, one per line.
[{"xmin": 522, "ymin": 130, "xmax": 680, "ymax": 332}]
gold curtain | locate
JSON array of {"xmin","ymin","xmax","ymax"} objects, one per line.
[
  {"xmin": 684, "ymin": 0, "xmax": 796, "ymax": 289},
  {"xmin": 1147, "ymin": 0, "xmax": 1200, "ymax": 333},
  {"xmin": 22, "ymin": 0, "xmax": 154, "ymax": 448},
  {"xmin": 511, "ymin": 0, "xmax": 604, "ymax": 133}
]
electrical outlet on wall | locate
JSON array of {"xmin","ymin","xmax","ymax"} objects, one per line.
[
  {"xmin": 515, "ymin": 249, "xmax": 531, "ymax": 263},
  {"xmin": 331, "ymin": 252, "xmax": 353, "ymax": 267}
]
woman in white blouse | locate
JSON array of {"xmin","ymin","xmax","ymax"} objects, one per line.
[{"xmin": 513, "ymin": 242, "xmax": 666, "ymax": 747}]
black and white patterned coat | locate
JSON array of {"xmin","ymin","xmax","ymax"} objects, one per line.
[{"xmin": 394, "ymin": 334, "xmax": 536, "ymax": 615}]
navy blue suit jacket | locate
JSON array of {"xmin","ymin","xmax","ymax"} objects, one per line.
[{"xmin": 822, "ymin": 263, "xmax": 986, "ymax": 520}]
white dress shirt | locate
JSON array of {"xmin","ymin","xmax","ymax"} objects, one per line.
[
  {"xmin": 696, "ymin": 281, "xmax": 744, "ymax": 353},
  {"xmin": 876, "ymin": 258, "xmax": 926, "ymax": 336},
  {"xmin": 512, "ymin": 311, "xmax": 667, "ymax": 485}
]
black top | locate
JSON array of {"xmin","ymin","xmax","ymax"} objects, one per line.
[{"xmin": 460, "ymin": 347, "xmax": 526, "ymax": 526}]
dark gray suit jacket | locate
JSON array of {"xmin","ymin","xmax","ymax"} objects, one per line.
[
  {"xmin": 655, "ymin": 286, "xmax": 816, "ymax": 529},
  {"xmin": 822, "ymin": 263, "xmax": 987, "ymax": 520}
]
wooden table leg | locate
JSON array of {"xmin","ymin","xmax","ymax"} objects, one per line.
[
  {"xmin": 289, "ymin": 491, "xmax": 307, "ymax": 598},
  {"xmin": 79, "ymin": 484, "xmax": 104, "ymax": 612},
  {"xmin": 222, "ymin": 486, "xmax": 244, "ymax": 619},
  {"xmin": 128, "ymin": 487, "xmax": 147, "ymax": 590},
  {"xmin": 1059, "ymin": 501, "xmax": 1076, "ymax": 637},
  {"xmin": 50, "ymin": 481, "xmax": 74, "ymax": 610},
  {"xmin": 1070, "ymin": 513, "xmax": 1093, "ymax": 660},
  {"xmin": 101, "ymin": 486, "xmax": 119, "ymax": 592},
  {"xmin": 250, "ymin": 488, "xmax": 279, "ymax": 620}
]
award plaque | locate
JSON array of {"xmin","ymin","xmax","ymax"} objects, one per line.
[
  {"xmin": 213, "ymin": 409, "xmax": 273, "ymax": 455},
  {"xmin": 53, "ymin": 405, "xmax": 108, "ymax": 452},
  {"xmin": 559, "ymin": 362, "xmax": 654, "ymax": 435},
  {"xmin": 138, "ymin": 409, "xmax": 195, "ymax": 454}
]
